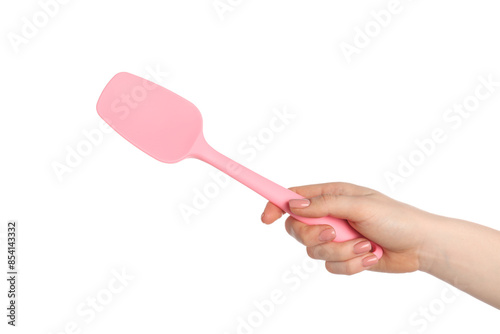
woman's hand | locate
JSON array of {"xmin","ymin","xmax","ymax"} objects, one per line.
[
  {"xmin": 261, "ymin": 182, "xmax": 500, "ymax": 309},
  {"xmin": 261, "ymin": 182, "xmax": 435, "ymax": 275}
]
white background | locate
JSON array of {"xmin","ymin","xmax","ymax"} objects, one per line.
[{"xmin": 1, "ymin": 0, "xmax": 500, "ymax": 333}]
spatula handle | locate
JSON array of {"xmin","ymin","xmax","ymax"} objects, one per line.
[{"xmin": 191, "ymin": 135, "xmax": 383, "ymax": 259}]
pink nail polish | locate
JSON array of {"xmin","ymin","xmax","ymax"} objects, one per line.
[
  {"xmin": 289, "ymin": 198, "xmax": 310, "ymax": 208},
  {"xmin": 318, "ymin": 228, "xmax": 336, "ymax": 242},
  {"xmin": 362, "ymin": 255, "xmax": 378, "ymax": 267},
  {"xmin": 353, "ymin": 241, "xmax": 372, "ymax": 254}
]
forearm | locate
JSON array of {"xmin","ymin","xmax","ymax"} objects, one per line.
[{"xmin": 418, "ymin": 215, "xmax": 500, "ymax": 309}]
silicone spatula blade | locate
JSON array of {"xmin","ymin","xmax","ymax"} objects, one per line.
[
  {"xmin": 96, "ymin": 72, "xmax": 202, "ymax": 163},
  {"xmin": 96, "ymin": 72, "xmax": 383, "ymax": 259}
]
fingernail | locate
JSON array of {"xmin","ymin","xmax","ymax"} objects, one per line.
[
  {"xmin": 261, "ymin": 213, "xmax": 265, "ymax": 221},
  {"xmin": 289, "ymin": 198, "xmax": 310, "ymax": 208},
  {"xmin": 353, "ymin": 241, "xmax": 372, "ymax": 254},
  {"xmin": 362, "ymin": 255, "xmax": 378, "ymax": 267},
  {"xmin": 318, "ymin": 228, "xmax": 336, "ymax": 242}
]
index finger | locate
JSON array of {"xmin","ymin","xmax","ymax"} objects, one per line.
[
  {"xmin": 289, "ymin": 182, "xmax": 374, "ymax": 198},
  {"xmin": 261, "ymin": 182, "xmax": 374, "ymax": 224}
]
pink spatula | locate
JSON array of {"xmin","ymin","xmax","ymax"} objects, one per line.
[{"xmin": 96, "ymin": 72, "xmax": 383, "ymax": 259}]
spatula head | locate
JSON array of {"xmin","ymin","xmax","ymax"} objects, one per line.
[{"xmin": 96, "ymin": 72, "xmax": 203, "ymax": 163}]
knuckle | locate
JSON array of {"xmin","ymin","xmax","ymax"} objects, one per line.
[
  {"xmin": 284, "ymin": 217, "xmax": 293, "ymax": 235},
  {"xmin": 306, "ymin": 246, "xmax": 316, "ymax": 259},
  {"xmin": 295, "ymin": 225, "xmax": 307, "ymax": 243},
  {"xmin": 308, "ymin": 245, "xmax": 330, "ymax": 260},
  {"xmin": 326, "ymin": 261, "xmax": 357, "ymax": 276},
  {"xmin": 315, "ymin": 245, "xmax": 330, "ymax": 259},
  {"xmin": 291, "ymin": 230, "xmax": 303, "ymax": 244},
  {"xmin": 340, "ymin": 242, "xmax": 355, "ymax": 259},
  {"xmin": 320, "ymin": 193, "xmax": 333, "ymax": 204},
  {"xmin": 289, "ymin": 224, "xmax": 305, "ymax": 244},
  {"xmin": 320, "ymin": 193, "xmax": 339, "ymax": 207},
  {"xmin": 332, "ymin": 183, "xmax": 347, "ymax": 195},
  {"xmin": 325, "ymin": 262, "xmax": 335, "ymax": 274},
  {"xmin": 303, "ymin": 227, "xmax": 319, "ymax": 246},
  {"xmin": 343, "ymin": 262, "xmax": 357, "ymax": 276}
]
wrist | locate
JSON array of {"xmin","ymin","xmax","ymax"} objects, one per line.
[{"xmin": 416, "ymin": 213, "xmax": 447, "ymax": 274}]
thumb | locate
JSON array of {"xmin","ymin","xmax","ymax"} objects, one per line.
[{"xmin": 288, "ymin": 194, "xmax": 370, "ymax": 222}]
